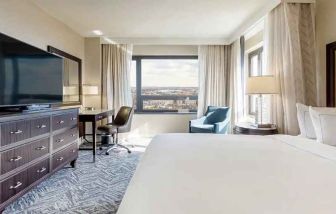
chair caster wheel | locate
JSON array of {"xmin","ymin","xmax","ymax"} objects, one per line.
[
  {"xmin": 106, "ymin": 152, "xmax": 109, "ymax": 155},
  {"xmin": 127, "ymin": 150, "xmax": 131, "ymax": 154},
  {"xmin": 99, "ymin": 147, "xmax": 103, "ymax": 150}
]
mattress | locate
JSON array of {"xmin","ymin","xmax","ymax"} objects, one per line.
[{"xmin": 117, "ymin": 134, "xmax": 336, "ymax": 214}]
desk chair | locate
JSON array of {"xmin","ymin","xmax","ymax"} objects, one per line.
[{"xmin": 98, "ymin": 106, "xmax": 134, "ymax": 155}]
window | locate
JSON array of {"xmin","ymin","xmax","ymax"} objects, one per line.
[
  {"xmin": 131, "ymin": 56, "xmax": 198, "ymax": 113},
  {"xmin": 248, "ymin": 47, "xmax": 263, "ymax": 115}
]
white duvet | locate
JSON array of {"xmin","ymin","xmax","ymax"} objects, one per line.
[{"xmin": 118, "ymin": 134, "xmax": 336, "ymax": 214}]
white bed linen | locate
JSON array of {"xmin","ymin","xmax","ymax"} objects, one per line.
[{"xmin": 118, "ymin": 134, "xmax": 336, "ymax": 214}]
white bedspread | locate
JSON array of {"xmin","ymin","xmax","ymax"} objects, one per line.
[{"xmin": 118, "ymin": 134, "xmax": 336, "ymax": 214}]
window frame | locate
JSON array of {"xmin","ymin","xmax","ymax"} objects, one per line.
[
  {"xmin": 132, "ymin": 55, "xmax": 199, "ymax": 114},
  {"xmin": 247, "ymin": 47, "xmax": 263, "ymax": 115}
]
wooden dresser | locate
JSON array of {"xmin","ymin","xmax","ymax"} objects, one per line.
[{"xmin": 0, "ymin": 107, "xmax": 79, "ymax": 212}]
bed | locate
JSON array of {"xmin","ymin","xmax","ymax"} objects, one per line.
[{"xmin": 117, "ymin": 134, "xmax": 336, "ymax": 214}]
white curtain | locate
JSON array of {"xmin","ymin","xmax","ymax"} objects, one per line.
[
  {"xmin": 230, "ymin": 40, "xmax": 244, "ymax": 125},
  {"xmin": 101, "ymin": 44, "xmax": 133, "ymax": 113},
  {"xmin": 198, "ymin": 45, "xmax": 239, "ymax": 127},
  {"xmin": 264, "ymin": 1, "xmax": 317, "ymax": 134}
]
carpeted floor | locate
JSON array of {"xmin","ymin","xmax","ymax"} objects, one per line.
[{"xmin": 3, "ymin": 149, "xmax": 143, "ymax": 214}]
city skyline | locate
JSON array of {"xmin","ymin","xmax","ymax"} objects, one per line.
[{"xmin": 131, "ymin": 59, "xmax": 198, "ymax": 88}]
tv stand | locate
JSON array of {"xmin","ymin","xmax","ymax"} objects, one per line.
[{"xmin": 0, "ymin": 107, "xmax": 79, "ymax": 212}]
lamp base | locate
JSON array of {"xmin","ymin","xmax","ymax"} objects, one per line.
[{"xmin": 85, "ymin": 107, "xmax": 95, "ymax": 111}]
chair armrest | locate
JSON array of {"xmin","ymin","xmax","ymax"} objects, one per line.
[
  {"xmin": 214, "ymin": 117, "xmax": 231, "ymax": 134},
  {"xmin": 189, "ymin": 116, "xmax": 207, "ymax": 133},
  {"xmin": 190, "ymin": 116, "xmax": 206, "ymax": 126}
]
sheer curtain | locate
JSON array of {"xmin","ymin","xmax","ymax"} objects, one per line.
[
  {"xmin": 230, "ymin": 40, "xmax": 244, "ymax": 125},
  {"xmin": 197, "ymin": 45, "xmax": 232, "ymax": 118},
  {"xmin": 198, "ymin": 44, "xmax": 243, "ymax": 130},
  {"xmin": 264, "ymin": 1, "xmax": 317, "ymax": 134},
  {"xmin": 101, "ymin": 44, "xmax": 133, "ymax": 113}
]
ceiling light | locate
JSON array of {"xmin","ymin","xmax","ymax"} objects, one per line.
[{"xmin": 92, "ymin": 30, "xmax": 103, "ymax": 36}]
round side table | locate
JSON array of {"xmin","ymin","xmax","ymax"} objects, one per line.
[{"xmin": 233, "ymin": 122, "xmax": 278, "ymax": 135}]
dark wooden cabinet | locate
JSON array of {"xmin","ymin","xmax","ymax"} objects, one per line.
[{"xmin": 0, "ymin": 107, "xmax": 79, "ymax": 212}]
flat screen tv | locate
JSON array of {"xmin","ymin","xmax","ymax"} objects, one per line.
[{"xmin": 0, "ymin": 32, "xmax": 63, "ymax": 108}]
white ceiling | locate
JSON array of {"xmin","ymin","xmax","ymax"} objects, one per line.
[{"xmin": 32, "ymin": 0, "xmax": 279, "ymax": 44}]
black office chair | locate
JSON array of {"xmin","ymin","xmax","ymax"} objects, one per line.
[{"xmin": 98, "ymin": 106, "xmax": 134, "ymax": 155}]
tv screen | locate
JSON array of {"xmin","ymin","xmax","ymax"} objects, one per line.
[{"xmin": 0, "ymin": 32, "xmax": 63, "ymax": 107}]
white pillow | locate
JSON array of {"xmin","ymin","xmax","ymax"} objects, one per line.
[
  {"xmin": 309, "ymin": 107, "xmax": 336, "ymax": 146},
  {"xmin": 296, "ymin": 103, "xmax": 316, "ymax": 139}
]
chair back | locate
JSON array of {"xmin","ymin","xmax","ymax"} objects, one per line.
[
  {"xmin": 113, "ymin": 106, "xmax": 134, "ymax": 132},
  {"xmin": 204, "ymin": 106, "xmax": 230, "ymax": 125}
]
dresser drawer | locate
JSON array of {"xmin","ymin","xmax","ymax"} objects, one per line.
[
  {"xmin": 29, "ymin": 138, "xmax": 50, "ymax": 161},
  {"xmin": 0, "ymin": 169, "xmax": 28, "ymax": 203},
  {"xmin": 52, "ymin": 114, "xmax": 68, "ymax": 131},
  {"xmin": 52, "ymin": 127, "xmax": 78, "ymax": 151},
  {"xmin": 27, "ymin": 159, "xmax": 49, "ymax": 186},
  {"xmin": 68, "ymin": 112, "xmax": 78, "ymax": 127},
  {"xmin": 0, "ymin": 120, "xmax": 31, "ymax": 147},
  {"xmin": 52, "ymin": 143, "xmax": 78, "ymax": 171},
  {"xmin": 68, "ymin": 143, "xmax": 78, "ymax": 161},
  {"xmin": 1, "ymin": 138, "xmax": 49, "ymax": 175},
  {"xmin": 52, "ymin": 147, "xmax": 68, "ymax": 170},
  {"xmin": 31, "ymin": 117, "xmax": 51, "ymax": 138},
  {"xmin": 52, "ymin": 112, "xmax": 78, "ymax": 131}
]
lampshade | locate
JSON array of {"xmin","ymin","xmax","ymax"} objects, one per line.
[
  {"xmin": 246, "ymin": 76, "xmax": 279, "ymax": 94},
  {"xmin": 82, "ymin": 85, "xmax": 99, "ymax": 95}
]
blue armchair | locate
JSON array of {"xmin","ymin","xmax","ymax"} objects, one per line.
[{"xmin": 189, "ymin": 106, "xmax": 231, "ymax": 134}]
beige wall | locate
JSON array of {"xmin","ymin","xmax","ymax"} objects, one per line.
[
  {"xmin": 0, "ymin": 0, "xmax": 84, "ymax": 60},
  {"xmin": 83, "ymin": 38, "xmax": 101, "ymax": 109},
  {"xmin": 133, "ymin": 45, "xmax": 198, "ymax": 56},
  {"xmin": 245, "ymin": 31, "xmax": 263, "ymax": 52},
  {"xmin": 316, "ymin": 0, "xmax": 336, "ymax": 106}
]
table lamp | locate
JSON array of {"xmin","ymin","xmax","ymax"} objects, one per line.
[
  {"xmin": 246, "ymin": 76, "xmax": 279, "ymax": 128},
  {"xmin": 82, "ymin": 85, "xmax": 99, "ymax": 111}
]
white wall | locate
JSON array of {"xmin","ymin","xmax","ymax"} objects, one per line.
[
  {"xmin": 316, "ymin": 0, "xmax": 336, "ymax": 106},
  {"xmin": 0, "ymin": 0, "xmax": 84, "ymax": 60},
  {"xmin": 84, "ymin": 38, "xmax": 101, "ymax": 109}
]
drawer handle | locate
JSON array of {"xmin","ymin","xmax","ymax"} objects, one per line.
[
  {"xmin": 10, "ymin": 156, "xmax": 23, "ymax": 162},
  {"xmin": 9, "ymin": 181, "xmax": 22, "ymax": 190},
  {"xmin": 37, "ymin": 167, "xmax": 47, "ymax": 173},
  {"xmin": 71, "ymin": 117, "xmax": 77, "ymax": 121},
  {"xmin": 56, "ymin": 139, "xmax": 64, "ymax": 143},
  {"xmin": 57, "ymin": 157, "xmax": 64, "ymax": 161},
  {"xmin": 58, "ymin": 120, "xmax": 65, "ymax": 124},
  {"xmin": 10, "ymin": 130, "xmax": 23, "ymax": 135},
  {"xmin": 71, "ymin": 134, "xmax": 76, "ymax": 137},
  {"xmin": 35, "ymin": 146, "xmax": 47, "ymax": 150},
  {"xmin": 37, "ymin": 124, "xmax": 47, "ymax": 129}
]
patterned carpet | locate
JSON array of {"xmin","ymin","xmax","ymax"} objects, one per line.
[{"xmin": 3, "ymin": 149, "xmax": 143, "ymax": 214}]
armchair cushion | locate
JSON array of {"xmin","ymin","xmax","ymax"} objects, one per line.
[{"xmin": 205, "ymin": 107, "xmax": 230, "ymax": 124}]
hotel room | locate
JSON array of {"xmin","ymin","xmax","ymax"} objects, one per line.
[{"xmin": 0, "ymin": 0, "xmax": 336, "ymax": 213}]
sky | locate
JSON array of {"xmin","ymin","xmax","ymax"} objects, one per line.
[{"xmin": 131, "ymin": 59, "xmax": 198, "ymax": 87}]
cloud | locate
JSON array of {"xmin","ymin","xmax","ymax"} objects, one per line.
[{"xmin": 131, "ymin": 59, "xmax": 198, "ymax": 87}]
